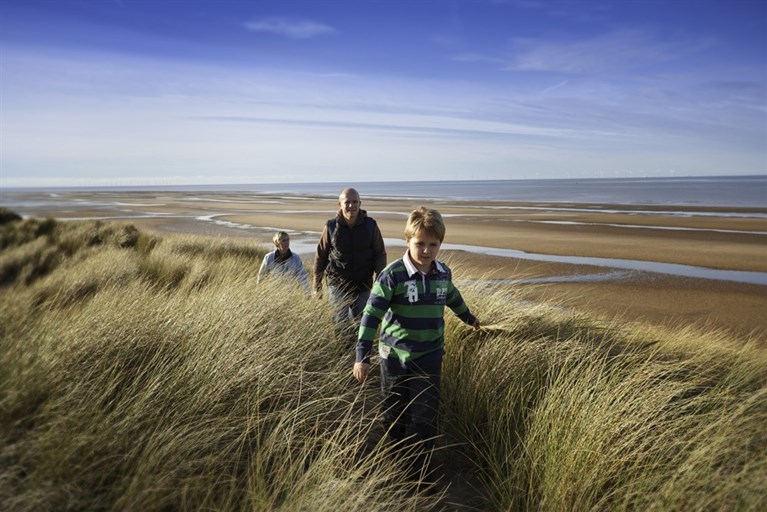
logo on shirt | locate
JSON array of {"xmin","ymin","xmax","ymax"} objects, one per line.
[
  {"xmin": 405, "ymin": 280, "xmax": 419, "ymax": 303},
  {"xmin": 436, "ymin": 286, "xmax": 448, "ymax": 303}
]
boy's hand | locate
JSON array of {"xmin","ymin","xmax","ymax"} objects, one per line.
[
  {"xmin": 470, "ymin": 318, "xmax": 481, "ymax": 331},
  {"xmin": 353, "ymin": 362, "xmax": 370, "ymax": 383}
]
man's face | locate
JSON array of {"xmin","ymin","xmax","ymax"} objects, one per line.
[{"xmin": 339, "ymin": 192, "xmax": 361, "ymax": 222}]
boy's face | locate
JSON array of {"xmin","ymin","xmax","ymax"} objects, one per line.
[{"xmin": 406, "ymin": 231, "xmax": 441, "ymax": 272}]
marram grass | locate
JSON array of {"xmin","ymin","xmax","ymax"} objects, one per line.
[{"xmin": 1, "ymin": 214, "xmax": 765, "ymax": 511}]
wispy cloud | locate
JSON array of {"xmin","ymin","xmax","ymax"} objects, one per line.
[
  {"xmin": 450, "ymin": 29, "xmax": 715, "ymax": 78},
  {"xmin": 244, "ymin": 17, "xmax": 335, "ymax": 39},
  {"xmin": 452, "ymin": 52, "xmax": 506, "ymax": 65},
  {"xmin": 505, "ymin": 30, "xmax": 715, "ymax": 75},
  {"xmin": 492, "ymin": 0, "xmax": 610, "ymax": 23},
  {"xmin": 194, "ymin": 114, "xmax": 577, "ymax": 140},
  {"xmin": 539, "ymin": 79, "xmax": 569, "ymax": 95}
]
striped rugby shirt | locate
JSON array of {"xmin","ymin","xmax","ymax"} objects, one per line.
[{"xmin": 356, "ymin": 251, "xmax": 476, "ymax": 364}]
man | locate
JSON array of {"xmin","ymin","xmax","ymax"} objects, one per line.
[{"xmin": 314, "ymin": 188, "xmax": 387, "ymax": 348}]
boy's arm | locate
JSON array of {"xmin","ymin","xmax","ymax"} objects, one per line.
[
  {"xmin": 354, "ymin": 279, "xmax": 392, "ymax": 383},
  {"xmin": 355, "ymin": 272, "xmax": 394, "ymax": 365},
  {"xmin": 446, "ymin": 281, "xmax": 478, "ymax": 328}
]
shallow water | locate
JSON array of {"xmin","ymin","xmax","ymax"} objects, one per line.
[
  {"xmin": 290, "ymin": 236, "xmax": 767, "ymax": 286},
  {"xmin": 439, "ymin": 242, "xmax": 767, "ymax": 287}
]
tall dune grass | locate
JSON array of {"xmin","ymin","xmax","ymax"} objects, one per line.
[
  {"xmin": 441, "ymin": 290, "xmax": 766, "ymax": 511},
  {"xmin": 1, "ymin": 214, "xmax": 765, "ymax": 511}
]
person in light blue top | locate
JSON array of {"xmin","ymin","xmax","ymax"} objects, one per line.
[{"xmin": 258, "ymin": 231, "xmax": 309, "ymax": 292}]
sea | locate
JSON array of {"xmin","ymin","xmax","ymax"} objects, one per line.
[
  {"xmin": 3, "ymin": 175, "xmax": 765, "ymax": 208},
  {"xmin": 225, "ymin": 175, "xmax": 767, "ymax": 207}
]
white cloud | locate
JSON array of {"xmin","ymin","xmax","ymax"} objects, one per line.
[{"xmin": 244, "ymin": 17, "xmax": 335, "ymax": 39}]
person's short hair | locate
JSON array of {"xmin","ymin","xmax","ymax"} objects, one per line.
[
  {"xmin": 273, "ymin": 231, "xmax": 289, "ymax": 246},
  {"xmin": 405, "ymin": 207, "xmax": 446, "ymax": 242}
]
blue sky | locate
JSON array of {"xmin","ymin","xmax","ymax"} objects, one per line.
[{"xmin": 1, "ymin": 0, "xmax": 765, "ymax": 187}]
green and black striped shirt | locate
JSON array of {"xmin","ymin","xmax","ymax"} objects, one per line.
[{"xmin": 356, "ymin": 252, "xmax": 476, "ymax": 363}]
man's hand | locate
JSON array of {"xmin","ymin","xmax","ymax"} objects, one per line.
[{"xmin": 353, "ymin": 362, "xmax": 370, "ymax": 383}]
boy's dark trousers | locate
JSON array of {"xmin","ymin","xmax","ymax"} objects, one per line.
[{"xmin": 379, "ymin": 350, "xmax": 442, "ymax": 482}]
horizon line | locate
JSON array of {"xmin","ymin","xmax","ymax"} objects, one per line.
[{"xmin": 2, "ymin": 173, "xmax": 765, "ymax": 191}]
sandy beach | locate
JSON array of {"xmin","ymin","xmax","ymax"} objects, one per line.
[{"xmin": 6, "ymin": 189, "xmax": 767, "ymax": 341}]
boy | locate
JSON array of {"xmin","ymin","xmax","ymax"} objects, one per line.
[{"xmin": 353, "ymin": 206, "xmax": 480, "ymax": 484}]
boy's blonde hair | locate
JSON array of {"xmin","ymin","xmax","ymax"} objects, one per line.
[
  {"xmin": 273, "ymin": 231, "xmax": 289, "ymax": 246},
  {"xmin": 405, "ymin": 207, "xmax": 446, "ymax": 242}
]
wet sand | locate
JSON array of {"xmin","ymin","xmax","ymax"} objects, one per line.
[{"xmin": 5, "ymin": 190, "xmax": 767, "ymax": 341}]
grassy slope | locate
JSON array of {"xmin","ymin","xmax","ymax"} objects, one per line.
[{"xmin": 1, "ymin": 213, "xmax": 765, "ymax": 511}]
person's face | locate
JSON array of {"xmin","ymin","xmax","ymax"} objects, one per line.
[
  {"xmin": 339, "ymin": 192, "xmax": 361, "ymax": 222},
  {"xmin": 406, "ymin": 231, "xmax": 441, "ymax": 272},
  {"xmin": 276, "ymin": 235, "xmax": 290, "ymax": 253}
]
